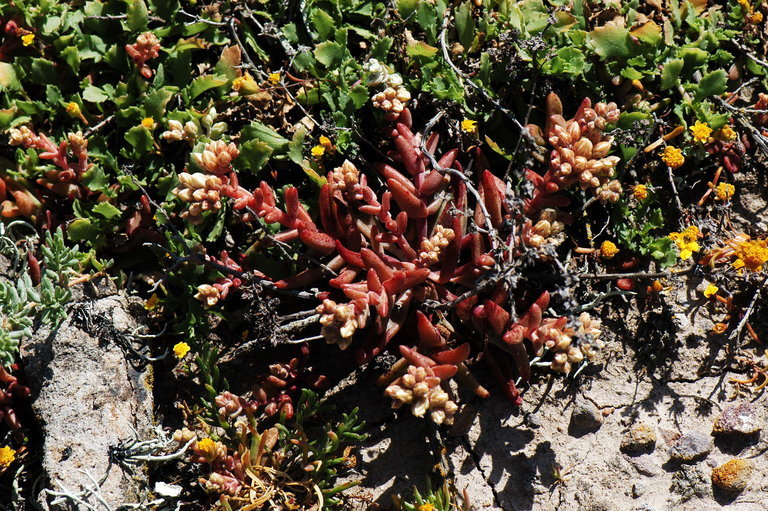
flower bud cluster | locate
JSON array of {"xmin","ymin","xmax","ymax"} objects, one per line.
[
  {"xmin": 535, "ymin": 313, "xmax": 602, "ymax": 374},
  {"xmin": 371, "ymin": 72, "xmax": 411, "ymax": 119},
  {"xmin": 363, "ymin": 58, "xmax": 390, "ymax": 86},
  {"xmin": 329, "ymin": 160, "xmax": 361, "ymax": 196},
  {"xmin": 526, "ymin": 208, "xmax": 565, "ymax": 248},
  {"xmin": 548, "ymin": 119, "xmax": 620, "ymax": 195},
  {"xmin": 172, "ymin": 172, "xmax": 223, "ymax": 223},
  {"xmin": 317, "ymin": 299, "xmax": 359, "ymax": 350},
  {"xmin": 8, "ymin": 126, "xmax": 35, "ymax": 147},
  {"xmin": 418, "ymin": 225, "xmax": 455, "ymax": 266},
  {"xmin": 192, "ymin": 140, "xmax": 240, "ymax": 176},
  {"xmin": 384, "ymin": 365, "xmax": 458, "ymax": 425},
  {"xmin": 125, "ymin": 32, "xmax": 160, "ymax": 79},
  {"xmin": 161, "ymin": 119, "xmax": 199, "ymax": 143}
]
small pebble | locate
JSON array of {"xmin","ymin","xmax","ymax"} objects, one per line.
[
  {"xmin": 621, "ymin": 423, "xmax": 657, "ymax": 454},
  {"xmin": 712, "ymin": 402, "xmax": 761, "ymax": 435},
  {"xmin": 526, "ymin": 412, "xmax": 542, "ymax": 429},
  {"xmin": 570, "ymin": 400, "xmax": 603, "ymax": 433},
  {"xmin": 671, "ymin": 465, "xmax": 710, "ymax": 501},
  {"xmin": 631, "ymin": 481, "xmax": 646, "ymax": 498},
  {"xmin": 712, "ymin": 459, "xmax": 754, "ymax": 492},
  {"xmin": 670, "ymin": 431, "xmax": 712, "ymax": 462}
]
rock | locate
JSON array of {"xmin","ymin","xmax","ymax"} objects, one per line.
[
  {"xmin": 570, "ymin": 400, "xmax": 603, "ymax": 434},
  {"xmin": 711, "ymin": 459, "xmax": 754, "ymax": 492},
  {"xmin": 621, "ymin": 424, "xmax": 657, "ymax": 454},
  {"xmin": 631, "ymin": 481, "xmax": 646, "ymax": 498},
  {"xmin": 526, "ymin": 412, "xmax": 542, "ymax": 428},
  {"xmin": 626, "ymin": 454, "xmax": 660, "ymax": 476},
  {"xmin": 21, "ymin": 295, "xmax": 154, "ymax": 509},
  {"xmin": 671, "ymin": 465, "xmax": 710, "ymax": 501},
  {"xmin": 712, "ymin": 402, "xmax": 761, "ymax": 435},
  {"xmin": 669, "ymin": 431, "xmax": 712, "ymax": 462}
]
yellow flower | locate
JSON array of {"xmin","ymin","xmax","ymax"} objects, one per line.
[
  {"xmin": 716, "ymin": 125, "xmax": 737, "ymax": 141},
  {"xmin": 660, "ymin": 146, "xmax": 684, "ymax": 168},
  {"xmin": 268, "ymin": 72, "xmax": 280, "ymax": 85},
  {"xmin": 173, "ymin": 341, "xmax": 191, "ymax": 359},
  {"xmin": 749, "ymin": 11, "xmax": 763, "ymax": 23},
  {"xmin": 21, "ymin": 34, "xmax": 35, "ymax": 47},
  {"xmin": 311, "ymin": 145, "xmax": 325, "ymax": 158},
  {"xmin": 732, "ymin": 239, "xmax": 768, "ymax": 272},
  {"xmin": 232, "ymin": 72, "xmax": 260, "ymax": 95},
  {"xmin": 713, "ymin": 182, "xmax": 735, "ymax": 202},
  {"xmin": 65, "ymin": 102, "xmax": 81, "ymax": 117},
  {"xmin": 632, "ymin": 184, "xmax": 648, "ymax": 201},
  {"xmin": 141, "ymin": 117, "xmax": 155, "ymax": 130},
  {"xmin": 690, "ymin": 121, "xmax": 712, "ymax": 143},
  {"xmin": 0, "ymin": 446, "xmax": 16, "ymax": 467},
  {"xmin": 669, "ymin": 226, "xmax": 701, "ymax": 260},
  {"xmin": 599, "ymin": 240, "xmax": 619, "ymax": 259},
  {"xmin": 461, "ymin": 119, "xmax": 478, "ymax": 133},
  {"xmin": 712, "ymin": 322, "xmax": 728, "ymax": 334},
  {"xmin": 418, "ymin": 504, "xmax": 435, "ymax": 511},
  {"xmin": 144, "ymin": 293, "xmax": 159, "ymax": 311},
  {"xmin": 703, "ymin": 284, "xmax": 719, "ymax": 298}
]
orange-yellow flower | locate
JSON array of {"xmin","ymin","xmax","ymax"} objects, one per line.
[
  {"xmin": 732, "ymin": 239, "xmax": 768, "ymax": 272},
  {"xmin": 716, "ymin": 125, "xmax": 737, "ymax": 141},
  {"xmin": 703, "ymin": 284, "xmax": 719, "ymax": 298},
  {"xmin": 311, "ymin": 145, "xmax": 325, "ymax": 158},
  {"xmin": 141, "ymin": 117, "xmax": 155, "ymax": 130},
  {"xmin": 661, "ymin": 146, "xmax": 684, "ymax": 168},
  {"xmin": 690, "ymin": 121, "xmax": 712, "ymax": 143},
  {"xmin": 461, "ymin": 119, "xmax": 478, "ymax": 133},
  {"xmin": 21, "ymin": 34, "xmax": 34, "ymax": 47},
  {"xmin": 0, "ymin": 446, "xmax": 16, "ymax": 468},
  {"xmin": 599, "ymin": 240, "xmax": 619, "ymax": 259},
  {"xmin": 173, "ymin": 341, "xmax": 191, "ymax": 359},
  {"xmin": 632, "ymin": 184, "xmax": 648, "ymax": 201},
  {"xmin": 669, "ymin": 226, "xmax": 700, "ymax": 260},
  {"xmin": 713, "ymin": 182, "xmax": 735, "ymax": 202},
  {"xmin": 144, "ymin": 293, "xmax": 159, "ymax": 311}
]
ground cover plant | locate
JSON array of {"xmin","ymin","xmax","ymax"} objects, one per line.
[{"xmin": 1, "ymin": 0, "xmax": 768, "ymax": 509}]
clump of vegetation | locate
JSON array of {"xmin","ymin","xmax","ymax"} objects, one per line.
[{"xmin": 2, "ymin": 0, "xmax": 768, "ymax": 507}]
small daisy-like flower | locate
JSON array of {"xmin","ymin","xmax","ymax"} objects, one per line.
[
  {"xmin": 661, "ymin": 146, "xmax": 684, "ymax": 168},
  {"xmin": 669, "ymin": 225, "xmax": 700, "ymax": 260},
  {"xmin": 713, "ymin": 182, "xmax": 735, "ymax": 202},
  {"xmin": 732, "ymin": 239, "xmax": 768, "ymax": 272},
  {"xmin": 716, "ymin": 125, "xmax": 737, "ymax": 141},
  {"xmin": 311, "ymin": 145, "xmax": 325, "ymax": 158},
  {"xmin": 703, "ymin": 284, "xmax": 719, "ymax": 298},
  {"xmin": 418, "ymin": 504, "xmax": 436, "ymax": 511},
  {"xmin": 144, "ymin": 293, "xmax": 159, "ymax": 311},
  {"xmin": 0, "ymin": 446, "xmax": 16, "ymax": 468},
  {"xmin": 712, "ymin": 322, "xmax": 728, "ymax": 334},
  {"xmin": 268, "ymin": 72, "xmax": 280, "ymax": 85},
  {"xmin": 173, "ymin": 341, "xmax": 191, "ymax": 359},
  {"xmin": 599, "ymin": 240, "xmax": 619, "ymax": 259},
  {"xmin": 65, "ymin": 102, "xmax": 81, "ymax": 117},
  {"xmin": 21, "ymin": 33, "xmax": 34, "ymax": 46},
  {"xmin": 141, "ymin": 117, "xmax": 155, "ymax": 130},
  {"xmin": 461, "ymin": 118, "xmax": 478, "ymax": 133},
  {"xmin": 632, "ymin": 184, "xmax": 648, "ymax": 201},
  {"xmin": 690, "ymin": 121, "xmax": 712, "ymax": 143}
]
